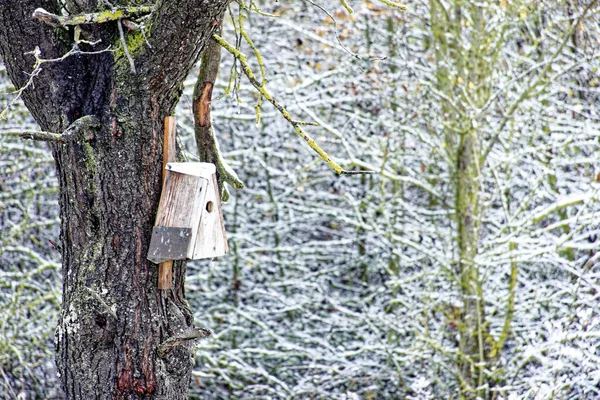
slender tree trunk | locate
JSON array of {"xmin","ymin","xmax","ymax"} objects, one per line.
[
  {"xmin": 0, "ymin": 1, "xmax": 229, "ymax": 398},
  {"xmin": 455, "ymin": 129, "xmax": 484, "ymax": 394},
  {"xmin": 429, "ymin": 0, "xmax": 490, "ymax": 394}
]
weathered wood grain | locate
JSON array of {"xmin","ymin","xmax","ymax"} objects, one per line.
[{"xmin": 158, "ymin": 117, "xmax": 177, "ymax": 290}]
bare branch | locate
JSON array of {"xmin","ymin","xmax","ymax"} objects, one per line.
[
  {"xmin": 117, "ymin": 19, "xmax": 136, "ymax": 73},
  {"xmin": 157, "ymin": 328, "xmax": 211, "ymax": 357},
  {"xmin": 194, "ymin": 15, "xmax": 244, "ymax": 202},
  {"xmin": 32, "ymin": 6, "xmax": 153, "ymax": 28},
  {"xmin": 303, "ymin": 0, "xmax": 364, "ymax": 61},
  {"xmin": 214, "ymin": 34, "xmax": 374, "ymax": 176},
  {"xmin": 0, "ymin": 46, "xmax": 111, "ymax": 120},
  {"xmin": 6, "ymin": 130, "xmax": 65, "ymax": 143},
  {"xmin": 377, "ymin": 0, "xmax": 408, "ymax": 11},
  {"xmin": 339, "ymin": 0, "xmax": 354, "ymax": 14},
  {"xmin": 4, "ymin": 115, "xmax": 100, "ymax": 143}
]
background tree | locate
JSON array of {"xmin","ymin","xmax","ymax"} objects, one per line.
[{"xmin": 184, "ymin": 1, "xmax": 599, "ymax": 398}]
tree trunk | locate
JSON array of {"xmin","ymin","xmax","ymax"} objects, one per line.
[
  {"xmin": 455, "ymin": 129, "xmax": 484, "ymax": 394},
  {"xmin": 0, "ymin": 1, "xmax": 229, "ymax": 398}
]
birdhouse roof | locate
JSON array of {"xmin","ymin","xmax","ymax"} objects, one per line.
[{"xmin": 165, "ymin": 162, "xmax": 216, "ymax": 177}]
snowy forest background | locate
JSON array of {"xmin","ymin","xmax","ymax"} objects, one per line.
[{"xmin": 1, "ymin": 0, "xmax": 600, "ymax": 399}]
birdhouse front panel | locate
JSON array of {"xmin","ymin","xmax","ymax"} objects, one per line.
[
  {"xmin": 192, "ymin": 172, "xmax": 229, "ymax": 259},
  {"xmin": 154, "ymin": 170, "xmax": 207, "ymax": 231}
]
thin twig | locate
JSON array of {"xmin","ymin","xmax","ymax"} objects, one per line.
[
  {"xmin": 237, "ymin": 6, "xmax": 266, "ymax": 125},
  {"xmin": 303, "ymin": 0, "xmax": 365, "ymax": 60},
  {"xmin": 218, "ymin": 5, "xmax": 242, "ymax": 101},
  {"xmin": 238, "ymin": 0, "xmax": 280, "ymax": 18},
  {"xmin": 0, "ymin": 46, "xmax": 111, "ymax": 120},
  {"xmin": 214, "ymin": 34, "xmax": 374, "ymax": 176},
  {"xmin": 117, "ymin": 18, "xmax": 136, "ymax": 73},
  {"xmin": 481, "ymin": 0, "xmax": 599, "ymax": 163}
]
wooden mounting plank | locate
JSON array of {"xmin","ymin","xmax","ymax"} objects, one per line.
[{"xmin": 158, "ymin": 116, "xmax": 177, "ymax": 290}]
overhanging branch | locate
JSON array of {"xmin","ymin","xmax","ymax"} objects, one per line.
[
  {"xmin": 6, "ymin": 115, "xmax": 100, "ymax": 143},
  {"xmin": 214, "ymin": 34, "xmax": 374, "ymax": 176},
  {"xmin": 10, "ymin": 130, "xmax": 66, "ymax": 143},
  {"xmin": 32, "ymin": 6, "xmax": 154, "ymax": 28}
]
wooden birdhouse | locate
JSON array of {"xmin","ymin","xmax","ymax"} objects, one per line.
[{"xmin": 147, "ymin": 162, "xmax": 228, "ymax": 265}]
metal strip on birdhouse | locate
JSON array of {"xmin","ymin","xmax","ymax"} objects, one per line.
[
  {"xmin": 147, "ymin": 227, "xmax": 192, "ymax": 264},
  {"xmin": 147, "ymin": 162, "xmax": 228, "ymax": 263}
]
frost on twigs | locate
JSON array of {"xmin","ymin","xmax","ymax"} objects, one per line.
[
  {"xmin": 189, "ymin": 1, "xmax": 600, "ymax": 398},
  {"xmin": 0, "ymin": 89, "xmax": 62, "ymax": 396},
  {"xmin": 213, "ymin": 33, "xmax": 374, "ymax": 176}
]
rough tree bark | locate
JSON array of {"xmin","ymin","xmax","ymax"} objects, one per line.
[
  {"xmin": 0, "ymin": 0, "xmax": 229, "ymax": 398},
  {"xmin": 455, "ymin": 129, "xmax": 484, "ymax": 392}
]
